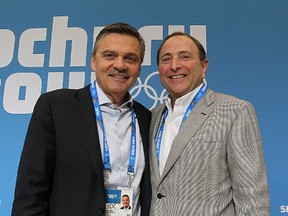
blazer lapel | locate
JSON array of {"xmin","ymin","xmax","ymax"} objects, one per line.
[
  {"xmin": 71, "ymin": 85, "xmax": 105, "ymax": 186},
  {"xmin": 133, "ymin": 104, "xmax": 149, "ymax": 160},
  {"xmin": 150, "ymin": 104, "xmax": 166, "ymax": 184},
  {"xmin": 159, "ymin": 89, "xmax": 217, "ymax": 184}
]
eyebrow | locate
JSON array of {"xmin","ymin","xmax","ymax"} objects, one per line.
[
  {"xmin": 101, "ymin": 50, "xmax": 139, "ymax": 58},
  {"xmin": 125, "ymin": 52, "xmax": 139, "ymax": 58},
  {"xmin": 161, "ymin": 50, "xmax": 193, "ymax": 57},
  {"xmin": 160, "ymin": 52, "xmax": 172, "ymax": 58},
  {"xmin": 178, "ymin": 50, "xmax": 193, "ymax": 55},
  {"xmin": 101, "ymin": 49, "xmax": 117, "ymax": 54}
]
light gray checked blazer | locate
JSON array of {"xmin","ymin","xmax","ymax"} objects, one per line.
[{"xmin": 149, "ymin": 89, "xmax": 270, "ymax": 216}]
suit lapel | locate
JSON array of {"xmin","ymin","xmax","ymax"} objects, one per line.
[
  {"xmin": 159, "ymin": 90, "xmax": 217, "ymax": 184},
  {"xmin": 133, "ymin": 104, "xmax": 149, "ymax": 160},
  {"xmin": 71, "ymin": 85, "xmax": 105, "ymax": 186},
  {"xmin": 150, "ymin": 104, "xmax": 166, "ymax": 185}
]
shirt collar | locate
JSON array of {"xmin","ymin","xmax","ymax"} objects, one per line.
[{"xmin": 165, "ymin": 83, "xmax": 204, "ymax": 112}]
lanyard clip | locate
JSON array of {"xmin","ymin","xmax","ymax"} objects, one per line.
[{"xmin": 127, "ymin": 172, "xmax": 134, "ymax": 188}]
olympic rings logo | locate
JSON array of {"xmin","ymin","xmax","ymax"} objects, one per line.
[{"xmin": 130, "ymin": 71, "xmax": 168, "ymax": 109}]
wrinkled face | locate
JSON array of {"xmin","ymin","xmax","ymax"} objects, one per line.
[
  {"xmin": 122, "ymin": 196, "xmax": 130, "ymax": 208},
  {"xmin": 158, "ymin": 35, "xmax": 208, "ymax": 102},
  {"xmin": 91, "ymin": 33, "xmax": 141, "ymax": 104}
]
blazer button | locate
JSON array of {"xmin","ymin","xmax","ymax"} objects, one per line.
[{"xmin": 157, "ymin": 193, "xmax": 165, "ymax": 199}]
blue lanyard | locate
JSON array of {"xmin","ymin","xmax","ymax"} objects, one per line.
[
  {"xmin": 155, "ymin": 84, "xmax": 208, "ymax": 164},
  {"xmin": 90, "ymin": 81, "xmax": 137, "ymax": 178}
]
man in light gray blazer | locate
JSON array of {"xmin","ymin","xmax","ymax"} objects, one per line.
[{"xmin": 149, "ymin": 32, "xmax": 270, "ymax": 215}]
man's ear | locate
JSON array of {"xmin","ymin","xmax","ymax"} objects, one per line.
[{"xmin": 201, "ymin": 58, "xmax": 208, "ymax": 78}]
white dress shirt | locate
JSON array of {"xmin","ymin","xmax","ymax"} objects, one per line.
[
  {"xmin": 159, "ymin": 83, "xmax": 203, "ymax": 175},
  {"xmin": 95, "ymin": 82, "xmax": 145, "ymax": 216}
]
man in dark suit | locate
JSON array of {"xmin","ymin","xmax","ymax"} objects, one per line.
[
  {"xmin": 12, "ymin": 22, "xmax": 151, "ymax": 216},
  {"xmin": 149, "ymin": 32, "xmax": 270, "ymax": 215}
]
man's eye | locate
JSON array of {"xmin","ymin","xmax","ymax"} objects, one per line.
[
  {"xmin": 180, "ymin": 55, "xmax": 191, "ymax": 60},
  {"xmin": 161, "ymin": 57, "xmax": 171, "ymax": 63},
  {"xmin": 125, "ymin": 55, "xmax": 138, "ymax": 63},
  {"xmin": 104, "ymin": 53, "xmax": 116, "ymax": 59}
]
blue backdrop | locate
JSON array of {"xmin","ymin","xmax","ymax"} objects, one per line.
[{"xmin": 1, "ymin": 0, "xmax": 288, "ymax": 215}]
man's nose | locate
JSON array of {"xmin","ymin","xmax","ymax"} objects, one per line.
[
  {"xmin": 170, "ymin": 58, "xmax": 181, "ymax": 71},
  {"xmin": 113, "ymin": 57, "xmax": 127, "ymax": 71}
]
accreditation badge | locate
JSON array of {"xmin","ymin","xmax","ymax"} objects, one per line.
[{"xmin": 105, "ymin": 187, "xmax": 133, "ymax": 216}]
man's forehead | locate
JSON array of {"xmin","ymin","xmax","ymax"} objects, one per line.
[
  {"xmin": 164, "ymin": 35, "xmax": 195, "ymax": 47},
  {"xmin": 160, "ymin": 36, "xmax": 197, "ymax": 54}
]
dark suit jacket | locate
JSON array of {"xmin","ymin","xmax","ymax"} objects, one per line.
[
  {"xmin": 120, "ymin": 206, "xmax": 131, "ymax": 209},
  {"xmin": 12, "ymin": 85, "xmax": 151, "ymax": 216}
]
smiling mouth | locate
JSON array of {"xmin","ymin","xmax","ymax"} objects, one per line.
[
  {"xmin": 110, "ymin": 74, "xmax": 129, "ymax": 79},
  {"xmin": 170, "ymin": 74, "xmax": 186, "ymax": 79}
]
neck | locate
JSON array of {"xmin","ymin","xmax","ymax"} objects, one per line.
[
  {"xmin": 169, "ymin": 95, "xmax": 179, "ymax": 110},
  {"xmin": 108, "ymin": 93, "xmax": 130, "ymax": 106},
  {"xmin": 95, "ymin": 81, "xmax": 130, "ymax": 106}
]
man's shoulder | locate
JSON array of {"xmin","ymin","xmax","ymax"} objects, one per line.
[
  {"xmin": 47, "ymin": 85, "xmax": 89, "ymax": 96},
  {"xmin": 207, "ymin": 89, "xmax": 245, "ymax": 102},
  {"xmin": 33, "ymin": 85, "xmax": 91, "ymax": 110},
  {"xmin": 42, "ymin": 85, "xmax": 90, "ymax": 101},
  {"xmin": 208, "ymin": 89, "xmax": 254, "ymax": 110}
]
